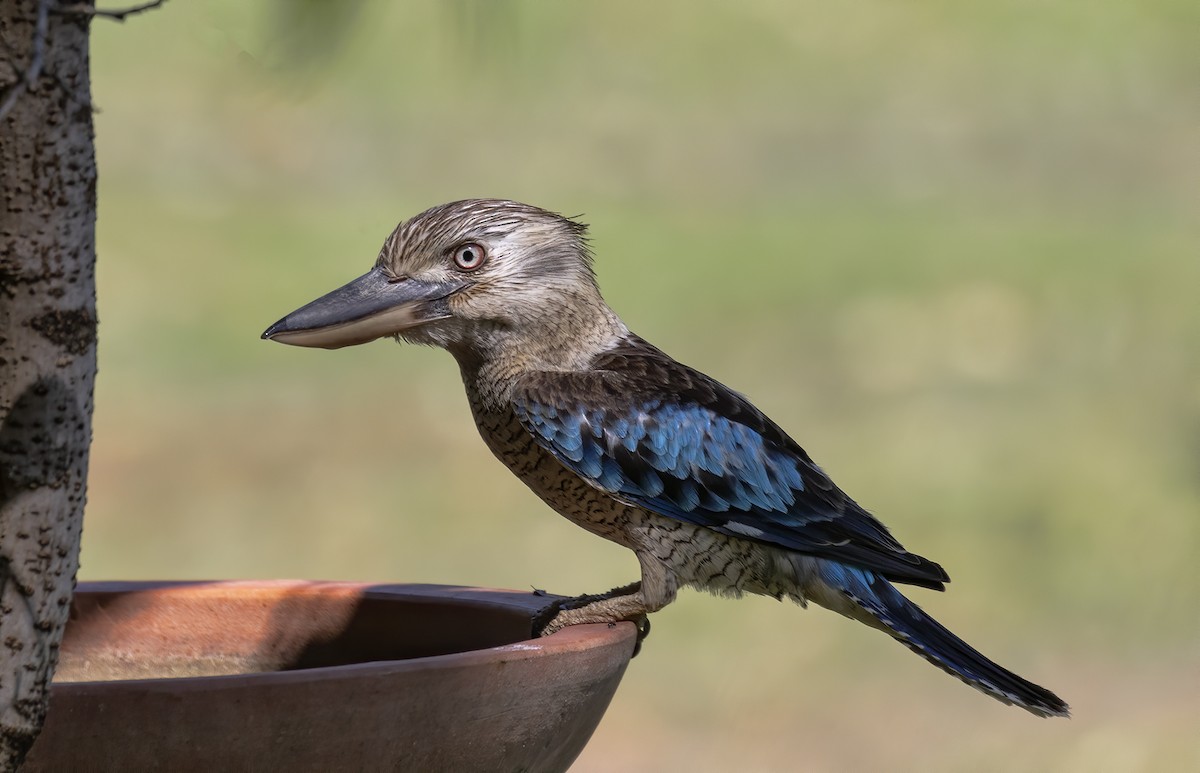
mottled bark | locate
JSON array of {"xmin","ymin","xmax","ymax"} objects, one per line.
[{"xmin": 0, "ymin": 1, "xmax": 96, "ymax": 768}]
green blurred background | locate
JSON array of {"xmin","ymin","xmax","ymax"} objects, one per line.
[{"xmin": 83, "ymin": 1, "xmax": 1198, "ymax": 770}]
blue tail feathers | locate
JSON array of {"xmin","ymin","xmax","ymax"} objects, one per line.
[{"xmin": 819, "ymin": 562, "xmax": 1069, "ymax": 718}]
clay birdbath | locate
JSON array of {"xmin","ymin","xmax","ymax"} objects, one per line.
[{"xmin": 23, "ymin": 581, "xmax": 637, "ymax": 772}]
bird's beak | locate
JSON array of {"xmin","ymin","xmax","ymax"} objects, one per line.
[{"xmin": 262, "ymin": 267, "xmax": 466, "ymax": 349}]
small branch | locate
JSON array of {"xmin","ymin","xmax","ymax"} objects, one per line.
[
  {"xmin": 54, "ymin": 0, "xmax": 168, "ymax": 22},
  {"xmin": 0, "ymin": 0, "xmax": 51, "ymax": 121},
  {"xmin": 1, "ymin": 0, "xmax": 165, "ymax": 121}
]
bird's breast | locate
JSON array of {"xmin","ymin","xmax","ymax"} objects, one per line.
[{"xmin": 465, "ymin": 394, "xmax": 640, "ymax": 548}]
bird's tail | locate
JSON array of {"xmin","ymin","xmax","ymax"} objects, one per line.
[{"xmin": 816, "ymin": 562, "xmax": 1069, "ymax": 718}]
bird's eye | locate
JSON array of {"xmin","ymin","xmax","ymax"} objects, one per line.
[{"xmin": 452, "ymin": 243, "xmax": 487, "ymax": 271}]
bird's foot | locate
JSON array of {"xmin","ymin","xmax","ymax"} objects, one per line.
[
  {"xmin": 628, "ymin": 615, "xmax": 651, "ymax": 657},
  {"xmin": 531, "ymin": 581, "xmax": 651, "ymax": 655},
  {"xmin": 531, "ymin": 581, "xmax": 640, "ymax": 634}
]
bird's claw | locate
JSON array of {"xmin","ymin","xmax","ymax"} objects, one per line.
[
  {"xmin": 529, "ymin": 581, "xmax": 649, "ymax": 654},
  {"xmin": 536, "ymin": 606, "xmax": 651, "ymax": 657},
  {"xmin": 631, "ymin": 614, "xmax": 651, "ymax": 657}
]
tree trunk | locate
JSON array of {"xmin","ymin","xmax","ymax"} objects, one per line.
[{"xmin": 0, "ymin": 1, "xmax": 95, "ymax": 768}]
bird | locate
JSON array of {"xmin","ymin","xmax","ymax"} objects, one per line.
[{"xmin": 262, "ymin": 199, "xmax": 1069, "ymax": 718}]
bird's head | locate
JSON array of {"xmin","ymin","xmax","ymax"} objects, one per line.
[{"xmin": 263, "ymin": 199, "xmax": 613, "ymax": 358}]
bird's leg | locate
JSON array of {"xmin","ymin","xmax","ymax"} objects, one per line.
[
  {"xmin": 536, "ymin": 585, "xmax": 656, "ymax": 656},
  {"xmin": 533, "ymin": 555, "xmax": 676, "ymax": 656},
  {"xmin": 531, "ymin": 581, "xmax": 641, "ymax": 636},
  {"xmin": 534, "ymin": 581, "xmax": 645, "ymax": 636}
]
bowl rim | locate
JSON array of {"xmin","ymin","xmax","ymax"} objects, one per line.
[{"xmin": 54, "ymin": 580, "xmax": 638, "ymax": 692}]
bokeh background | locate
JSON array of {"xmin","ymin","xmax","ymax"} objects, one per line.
[{"xmin": 83, "ymin": 2, "xmax": 1198, "ymax": 770}]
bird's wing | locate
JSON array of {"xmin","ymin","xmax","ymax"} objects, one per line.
[{"xmin": 511, "ymin": 336, "xmax": 949, "ymax": 590}]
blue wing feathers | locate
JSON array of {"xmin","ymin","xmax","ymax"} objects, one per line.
[{"xmin": 513, "ymin": 335, "xmax": 950, "ymax": 590}]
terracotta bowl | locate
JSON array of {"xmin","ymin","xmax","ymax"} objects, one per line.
[{"xmin": 24, "ymin": 581, "xmax": 637, "ymax": 772}]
